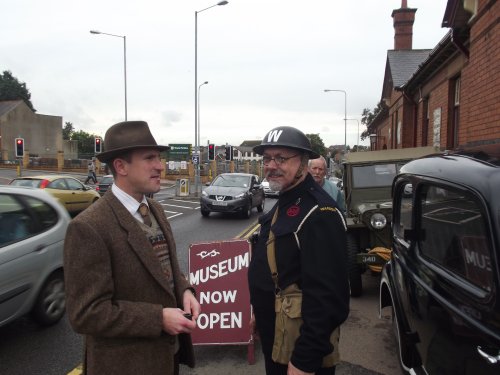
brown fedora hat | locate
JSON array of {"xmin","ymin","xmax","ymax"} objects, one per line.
[{"xmin": 96, "ymin": 121, "xmax": 169, "ymax": 163}]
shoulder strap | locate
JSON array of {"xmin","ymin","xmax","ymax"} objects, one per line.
[{"xmin": 266, "ymin": 208, "xmax": 280, "ymax": 295}]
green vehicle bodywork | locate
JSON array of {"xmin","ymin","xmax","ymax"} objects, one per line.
[{"xmin": 342, "ymin": 146, "xmax": 438, "ymax": 297}]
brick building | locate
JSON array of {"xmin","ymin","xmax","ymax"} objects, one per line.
[{"xmin": 368, "ymin": 0, "xmax": 499, "ymax": 151}]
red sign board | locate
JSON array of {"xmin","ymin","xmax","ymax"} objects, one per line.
[{"xmin": 188, "ymin": 239, "xmax": 252, "ymax": 345}]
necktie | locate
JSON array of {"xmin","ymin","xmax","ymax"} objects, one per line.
[{"xmin": 138, "ymin": 203, "xmax": 152, "ymax": 227}]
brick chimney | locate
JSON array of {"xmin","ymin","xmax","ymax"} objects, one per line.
[{"xmin": 392, "ymin": 0, "xmax": 417, "ymax": 50}]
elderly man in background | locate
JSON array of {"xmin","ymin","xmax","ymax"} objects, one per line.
[{"xmin": 308, "ymin": 156, "xmax": 345, "ymax": 212}]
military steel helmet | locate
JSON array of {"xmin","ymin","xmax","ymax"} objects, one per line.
[{"xmin": 253, "ymin": 126, "xmax": 320, "ymax": 159}]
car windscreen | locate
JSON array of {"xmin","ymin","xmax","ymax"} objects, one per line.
[
  {"xmin": 9, "ymin": 179, "xmax": 42, "ymax": 188},
  {"xmin": 100, "ymin": 177, "xmax": 114, "ymax": 184},
  {"xmin": 212, "ymin": 175, "xmax": 250, "ymax": 188},
  {"xmin": 352, "ymin": 163, "xmax": 405, "ymax": 188}
]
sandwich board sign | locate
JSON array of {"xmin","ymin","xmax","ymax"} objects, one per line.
[{"xmin": 188, "ymin": 239, "xmax": 255, "ymax": 363}]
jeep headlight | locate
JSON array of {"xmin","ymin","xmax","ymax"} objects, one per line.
[
  {"xmin": 202, "ymin": 190, "xmax": 208, "ymax": 197},
  {"xmin": 370, "ymin": 213, "xmax": 387, "ymax": 230},
  {"xmin": 235, "ymin": 192, "xmax": 246, "ymax": 199}
]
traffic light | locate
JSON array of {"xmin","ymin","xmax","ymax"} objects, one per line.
[
  {"xmin": 225, "ymin": 145, "xmax": 233, "ymax": 161},
  {"xmin": 95, "ymin": 137, "xmax": 102, "ymax": 153},
  {"xmin": 208, "ymin": 144, "xmax": 215, "ymax": 161},
  {"xmin": 15, "ymin": 138, "xmax": 24, "ymax": 157}
]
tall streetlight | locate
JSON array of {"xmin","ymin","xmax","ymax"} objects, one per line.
[
  {"xmin": 194, "ymin": 1, "xmax": 228, "ymax": 196},
  {"xmin": 90, "ymin": 30, "xmax": 128, "ymax": 121},
  {"xmin": 346, "ymin": 118, "xmax": 360, "ymax": 151},
  {"xmin": 197, "ymin": 81, "xmax": 209, "ymax": 180},
  {"xmin": 324, "ymin": 89, "xmax": 347, "ymax": 152}
]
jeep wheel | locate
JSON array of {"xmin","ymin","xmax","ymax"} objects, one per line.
[
  {"xmin": 346, "ymin": 233, "xmax": 363, "ymax": 297},
  {"xmin": 31, "ymin": 271, "xmax": 66, "ymax": 326}
]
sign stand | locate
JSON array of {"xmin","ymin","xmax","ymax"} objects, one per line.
[{"xmin": 188, "ymin": 239, "xmax": 255, "ymax": 364}]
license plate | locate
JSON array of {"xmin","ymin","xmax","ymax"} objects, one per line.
[
  {"xmin": 357, "ymin": 253, "xmax": 387, "ymax": 265},
  {"xmin": 212, "ymin": 201, "xmax": 227, "ymax": 206}
]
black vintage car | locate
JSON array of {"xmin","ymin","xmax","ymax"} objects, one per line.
[{"xmin": 379, "ymin": 145, "xmax": 500, "ymax": 374}]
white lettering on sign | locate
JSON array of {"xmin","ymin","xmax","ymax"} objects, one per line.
[
  {"xmin": 266, "ymin": 129, "xmax": 283, "ymax": 143},
  {"xmin": 464, "ymin": 248, "xmax": 491, "ymax": 271},
  {"xmin": 197, "ymin": 312, "xmax": 242, "ymax": 329},
  {"xmin": 200, "ymin": 290, "xmax": 237, "ymax": 305},
  {"xmin": 190, "ymin": 253, "xmax": 249, "ymax": 285}
]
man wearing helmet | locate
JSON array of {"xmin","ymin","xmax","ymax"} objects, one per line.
[{"xmin": 248, "ymin": 126, "xmax": 349, "ymax": 375}]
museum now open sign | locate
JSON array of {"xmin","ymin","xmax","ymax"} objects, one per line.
[{"xmin": 188, "ymin": 239, "xmax": 252, "ymax": 345}]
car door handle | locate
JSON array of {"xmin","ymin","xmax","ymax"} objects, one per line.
[
  {"xmin": 33, "ymin": 244, "xmax": 46, "ymax": 252},
  {"xmin": 477, "ymin": 346, "xmax": 500, "ymax": 364}
]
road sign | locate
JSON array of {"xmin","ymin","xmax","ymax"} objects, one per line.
[
  {"xmin": 192, "ymin": 154, "xmax": 199, "ymax": 165},
  {"xmin": 169, "ymin": 144, "xmax": 191, "ymax": 156}
]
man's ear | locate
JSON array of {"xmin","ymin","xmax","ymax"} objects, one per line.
[{"xmin": 113, "ymin": 158, "xmax": 128, "ymax": 176}]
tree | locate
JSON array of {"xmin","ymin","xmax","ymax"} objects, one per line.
[
  {"xmin": 72, "ymin": 130, "xmax": 99, "ymax": 159},
  {"xmin": 360, "ymin": 101, "xmax": 386, "ymax": 141},
  {"xmin": 0, "ymin": 70, "xmax": 36, "ymax": 112},
  {"xmin": 306, "ymin": 133, "xmax": 327, "ymax": 158},
  {"xmin": 62, "ymin": 122, "xmax": 74, "ymax": 140}
]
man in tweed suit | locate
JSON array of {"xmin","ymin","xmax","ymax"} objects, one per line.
[{"xmin": 64, "ymin": 121, "xmax": 200, "ymax": 375}]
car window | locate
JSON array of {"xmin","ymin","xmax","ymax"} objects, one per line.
[
  {"xmin": 66, "ymin": 178, "xmax": 83, "ymax": 190},
  {"xmin": 25, "ymin": 196, "xmax": 59, "ymax": 230},
  {"xmin": 213, "ymin": 175, "xmax": 250, "ymax": 188},
  {"xmin": 48, "ymin": 179, "xmax": 67, "ymax": 190},
  {"xmin": 417, "ymin": 185, "xmax": 493, "ymax": 292},
  {"xmin": 394, "ymin": 182, "xmax": 414, "ymax": 241},
  {"xmin": 0, "ymin": 194, "xmax": 37, "ymax": 246},
  {"xmin": 351, "ymin": 163, "xmax": 405, "ymax": 188},
  {"xmin": 101, "ymin": 177, "xmax": 114, "ymax": 184},
  {"xmin": 10, "ymin": 179, "xmax": 42, "ymax": 188}
]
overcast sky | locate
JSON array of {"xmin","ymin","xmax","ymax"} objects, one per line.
[{"xmin": 2, "ymin": 0, "xmax": 449, "ymax": 149}]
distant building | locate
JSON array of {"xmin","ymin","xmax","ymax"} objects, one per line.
[
  {"xmin": 368, "ymin": 0, "xmax": 499, "ymax": 151},
  {"xmin": 235, "ymin": 140, "xmax": 263, "ymax": 161},
  {"xmin": 0, "ymin": 100, "xmax": 63, "ymax": 161}
]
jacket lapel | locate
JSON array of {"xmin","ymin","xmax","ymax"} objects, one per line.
[{"xmin": 104, "ymin": 193, "xmax": 175, "ymax": 299}]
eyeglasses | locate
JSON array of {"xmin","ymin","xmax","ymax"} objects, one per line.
[{"xmin": 262, "ymin": 154, "xmax": 299, "ymax": 166}]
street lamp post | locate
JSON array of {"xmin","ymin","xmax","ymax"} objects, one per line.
[
  {"xmin": 197, "ymin": 81, "xmax": 209, "ymax": 187},
  {"xmin": 194, "ymin": 1, "xmax": 228, "ymax": 197},
  {"xmin": 346, "ymin": 118, "xmax": 360, "ymax": 151},
  {"xmin": 90, "ymin": 30, "xmax": 127, "ymax": 121},
  {"xmin": 324, "ymin": 89, "xmax": 347, "ymax": 152}
]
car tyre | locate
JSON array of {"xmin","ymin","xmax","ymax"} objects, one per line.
[
  {"xmin": 241, "ymin": 202, "xmax": 252, "ymax": 219},
  {"xmin": 201, "ymin": 209, "xmax": 210, "ymax": 217},
  {"xmin": 257, "ymin": 198, "xmax": 265, "ymax": 213},
  {"xmin": 31, "ymin": 271, "xmax": 66, "ymax": 326},
  {"xmin": 347, "ymin": 233, "xmax": 363, "ymax": 297}
]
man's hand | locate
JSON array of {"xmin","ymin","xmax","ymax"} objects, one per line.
[
  {"xmin": 182, "ymin": 289, "xmax": 201, "ymax": 321},
  {"xmin": 162, "ymin": 308, "xmax": 196, "ymax": 335},
  {"xmin": 288, "ymin": 361, "xmax": 314, "ymax": 375}
]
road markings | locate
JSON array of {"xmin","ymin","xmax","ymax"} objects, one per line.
[{"xmin": 235, "ymin": 221, "xmax": 261, "ymax": 239}]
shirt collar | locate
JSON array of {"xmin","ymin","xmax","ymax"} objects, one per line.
[{"xmin": 111, "ymin": 184, "xmax": 148, "ymax": 219}]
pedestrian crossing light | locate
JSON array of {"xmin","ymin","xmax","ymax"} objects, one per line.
[
  {"xmin": 15, "ymin": 138, "xmax": 24, "ymax": 157},
  {"xmin": 225, "ymin": 145, "xmax": 233, "ymax": 161},
  {"xmin": 95, "ymin": 137, "xmax": 102, "ymax": 153},
  {"xmin": 208, "ymin": 144, "xmax": 215, "ymax": 161}
]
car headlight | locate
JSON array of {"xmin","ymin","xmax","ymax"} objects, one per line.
[
  {"xmin": 235, "ymin": 193, "xmax": 246, "ymax": 199},
  {"xmin": 370, "ymin": 213, "xmax": 387, "ymax": 230},
  {"xmin": 202, "ymin": 190, "xmax": 208, "ymax": 197}
]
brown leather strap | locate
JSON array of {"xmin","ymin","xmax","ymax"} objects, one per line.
[{"xmin": 266, "ymin": 208, "xmax": 280, "ymax": 295}]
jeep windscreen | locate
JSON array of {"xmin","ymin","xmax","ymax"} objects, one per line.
[{"xmin": 352, "ymin": 163, "xmax": 405, "ymax": 188}]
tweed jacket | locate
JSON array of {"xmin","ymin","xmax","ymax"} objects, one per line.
[{"xmin": 64, "ymin": 191, "xmax": 195, "ymax": 375}]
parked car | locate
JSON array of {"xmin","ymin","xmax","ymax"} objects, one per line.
[
  {"xmin": 342, "ymin": 146, "xmax": 437, "ymax": 296},
  {"xmin": 379, "ymin": 145, "xmax": 500, "ymax": 375},
  {"xmin": 9, "ymin": 175, "xmax": 100, "ymax": 215},
  {"xmin": 200, "ymin": 173, "xmax": 265, "ymax": 218},
  {"xmin": 261, "ymin": 178, "xmax": 279, "ymax": 198},
  {"xmin": 0, "ymin": 186, "xmax": 71, "ymax": 328},
  {"xmin": 96, "ymin": 174, "xmax": 114, "ymax": 196}
]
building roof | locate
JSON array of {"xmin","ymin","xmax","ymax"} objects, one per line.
[
  {"xmin": 387, "ymin": 49, "xmax": 432, "ymax": 89},
  {"xmin": 0, "ymin": 100, "xmax": 23, "ymax": 117},
  {"xmin": 239, "ymin": 140, "xmax": 261, "ymax": 148}
]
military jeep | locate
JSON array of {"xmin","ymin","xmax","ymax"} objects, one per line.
[{"xmin": 342, "ymin": 146, "xmax": 437, "ymax": 296}]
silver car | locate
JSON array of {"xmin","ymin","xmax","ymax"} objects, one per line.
[{"xmin": 0, "ymin": 186, "xmax": 70, "ymax": 327}]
